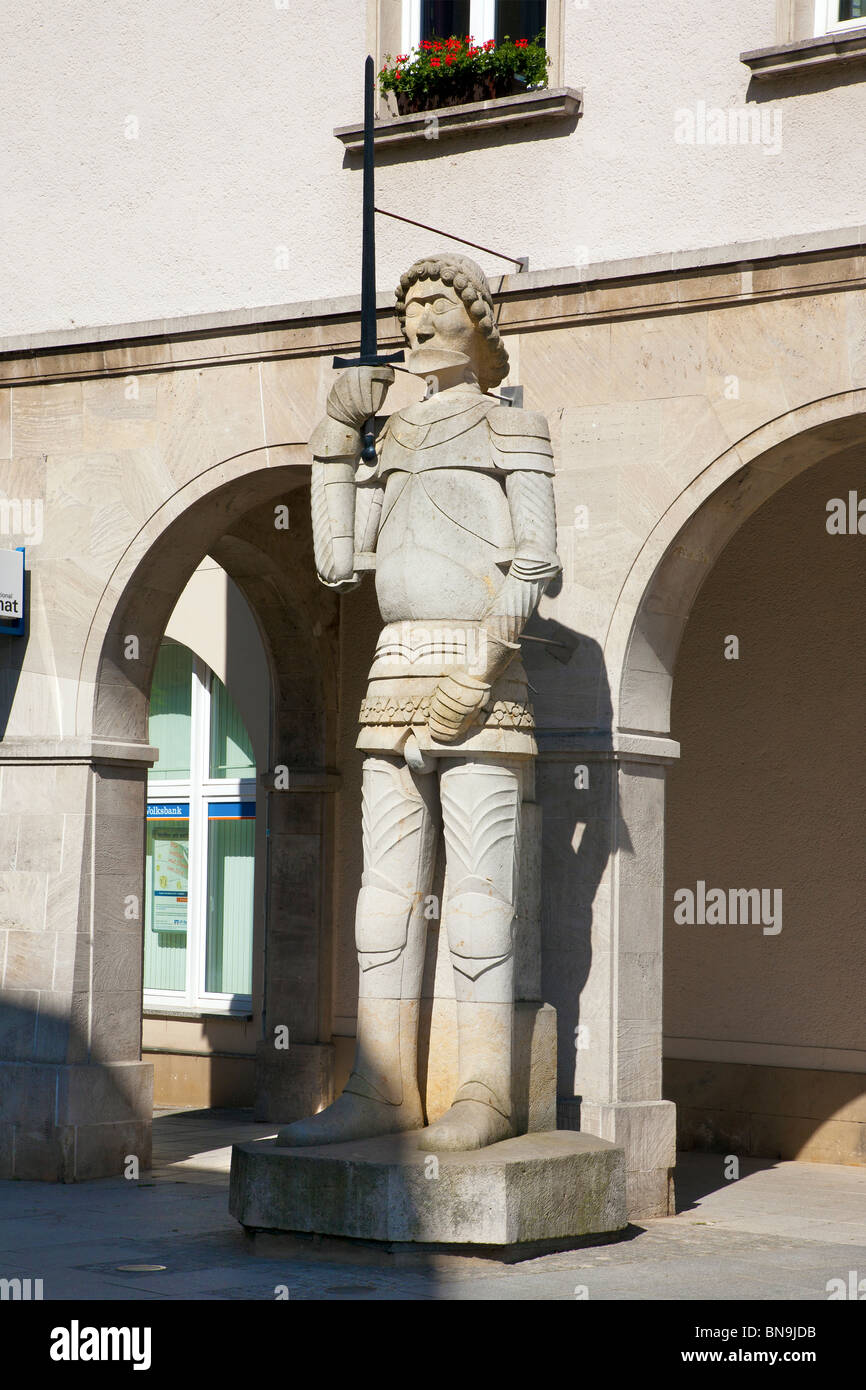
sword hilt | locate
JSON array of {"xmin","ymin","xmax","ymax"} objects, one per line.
[
  {"xmin": 331, "ymin": 350, "xmax": 404, "ymax": 461},
  {"xmin": 331, "ymin": 350, "xmax": 405, "ymax": 368}
]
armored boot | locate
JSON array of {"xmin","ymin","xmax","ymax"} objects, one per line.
[{"xmin": 278, "ymin": 756, "xmax": 437, "ymax": 1147}]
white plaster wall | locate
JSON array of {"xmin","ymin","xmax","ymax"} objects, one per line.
[{"xmin": 3, "ymin": 0, "xmax": 865, "ymax": 337}]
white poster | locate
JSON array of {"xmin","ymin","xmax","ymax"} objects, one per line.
[{"xmin": 152, "ymin": 830, "xmax": 189, "ymax": 933}]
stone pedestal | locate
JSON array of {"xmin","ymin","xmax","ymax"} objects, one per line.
[
  {"xmin": 580, "ymin": 1099, "xmax": 676, "ymax": 1218},
  {"xmin": 229, "ymin": 1129, "xmax": 626, "ymax": 1249}
]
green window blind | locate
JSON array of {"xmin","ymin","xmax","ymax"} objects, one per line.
[
  {"xmin": 209, "ymin": 674, "xmax": 255, "ymax": 779},
  {"xmin": 148, "ymin": 643, "xmax": 193, "ymax": 780},
  {"xmin": 206, "ymin": 817, "xmax": 255, "ymax": 995}
]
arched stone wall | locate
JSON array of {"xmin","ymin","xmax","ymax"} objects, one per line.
[
  {"xmin": 576, "ymin": 392, "xmax": 866, "ymax": 1218},
  {"xmin": 81, "ymin": 460, "xmax": 342, "ymax": 1129},
  {"xmin": 610, "ymin": 392, "xmax": 866, "ymax": 738}
]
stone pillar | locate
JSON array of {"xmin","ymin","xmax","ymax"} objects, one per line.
[
  {"xmin": 254, "ymin": 768, "xmax": 338, "ymax": 1122},
  {"xmin": 0, "ymin": 742, "xmax": 154, "ymax": 1180},
  {"xmin": 540, "ymin": 733, "xmax": 679, "ymax": 1219}
]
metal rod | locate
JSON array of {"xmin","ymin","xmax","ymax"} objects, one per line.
[{"xmin": 374, "ymin": 206, "xmax": 527, "ymax": 267}]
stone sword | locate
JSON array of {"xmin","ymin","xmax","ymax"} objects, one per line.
[{"xmin": 332, "ymin": 55, "xmax": 404, "ymax": 462}]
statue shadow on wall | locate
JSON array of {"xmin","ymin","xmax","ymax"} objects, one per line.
[
  {"xmin": 413, "ymin": 588, "xmax": 619, "ymax": 1129},
  {"xmin": 521, "ymin": 587, "xmax": 620, "ymax": 1124}
]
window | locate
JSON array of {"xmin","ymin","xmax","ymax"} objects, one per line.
[
  {"xmin": 403, "ymin": 0, "xmax": 545, "ymax": 50},
  {"xmin": 815, "ymin": 0, "xmax": 866, "ymax": 33},
  {"xmin": 143, "ymin": 639, "xmax": 257, "ymax": 1014}
]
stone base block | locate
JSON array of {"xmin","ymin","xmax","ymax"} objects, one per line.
[
  {"xmin": 229, "ymin": 1129, "xmax": 626, "ymax": 1248},
  {"xmin": 254, "ymin": 1041, "xmax": 334, "ymax": 1123},
  {"xmin": 0, "ymin": 1059, "xmax": 153, "ymax": 1181},
  {"xmin": 580, "ymin": 1099, "xmax": 676, "ymax": 1219}
]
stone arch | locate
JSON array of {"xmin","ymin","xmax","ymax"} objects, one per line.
[
  {"xmin": 76, "ymin": 447, "xmax": 335, "ymax": 752},
  {"xmin": 608, "ymin": 390, "xmax": 866, "ymax": 737}
]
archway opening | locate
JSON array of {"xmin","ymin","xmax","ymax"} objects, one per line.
[
  {"xmin": 85, "ymin": 464, "xmax": 342, "ymax": 1145},
  {"xmin": 663, "ymin": 442, "xmax": 866, "ymax": 1166}
]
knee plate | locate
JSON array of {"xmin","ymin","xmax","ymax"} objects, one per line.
[
  {"xmin": 355, "ymin": 883, "xmax": 413, "ymax": 971},
  {"xmin": 447, "ymin": 891, "xmax": 514, "ymax": 980}
]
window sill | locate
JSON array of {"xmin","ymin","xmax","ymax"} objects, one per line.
[
  {"xmin": 334, "ymin": 87, "xmax": 582, "ymax": 152},
  {"xmin": 741, "ymin": 27, "xmax": 866, "ymax": 80},
  {"xmin": 143, "ymin": 1007, "xmax": 253, "ymax": 1021}
]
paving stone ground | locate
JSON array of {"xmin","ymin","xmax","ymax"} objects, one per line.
[{"xmin": 1, "ymin": 1108, "xmax": 864, "ymax": 1301}]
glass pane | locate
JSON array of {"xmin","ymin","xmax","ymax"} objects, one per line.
[
  {"xmin": 839, "ymin": 1, "xmax": 866, "ymax": 18},
  {"xmin": 495, "ymin": 0, "xmax": 546, "ymax": 43},
  {"xmin": 421, "ymin": 0, "xmax": 470, "ymax": 41},
  {"xmin": 143, "ymin": 814, "xmax": 189, "ymax": 991},
  {"xmin": 148, "ymin": 642, "xmax": 193, "ymax": 781},
  {"xmin": 209, "ymin": 674, "xmax": 255, "ymax": 779},
  {"xmin": 205, "ymin": 812, "xmax": 254, "ymax": 996}
]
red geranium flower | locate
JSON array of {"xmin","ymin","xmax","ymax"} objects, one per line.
[
  {"xmin": 395, "ymin": 69, "xmax": 402, "ymax": 79},
  {"xmin": 484, "ymin": 39, "xmax": 495, "ymax": 49},
  {"xmin": 433, "ymin": 40, "xmax": 443, "ymax": 50},
  {"xmin": 397, "ymin": 53, "xmax": 408, "ymax": 61},
  {"xmin": 431, "ymin": 57, "xmax": 441, "ymax": 66},
  {"xmin": 515, "ymin": 38, "xmax": 529, "ymax": 47},
  {"xmin": 420, "ymin": 39, "xmax": 431, "ymax": 49},
  {"xmin": 445, "ymin": 53, "xmax": 455, "ymax": 64},
  {"xmin": 468, "ymin": 46, "xmax": 479, "ymax": 56}
]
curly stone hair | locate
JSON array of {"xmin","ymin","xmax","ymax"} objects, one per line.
[{"xmin": 394, "ymin": 253, "xmax": 510, "ymax": 392}]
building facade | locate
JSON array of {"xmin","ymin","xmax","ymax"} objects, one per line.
[{"xmin": 1, "ymin": 0, "xmax": 865, "ymax": 1217}]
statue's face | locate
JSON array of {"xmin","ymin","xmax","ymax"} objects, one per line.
[{"xmin": 403, "ymin": 277, "xmax": 481, "ymax": 364}]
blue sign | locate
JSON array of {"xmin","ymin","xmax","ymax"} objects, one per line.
[
  {"xmin": 208, "ymin": 801, "xmax": 255, "ymax": 819},
  {"xmin": 147, "ymin": 803, "xmax": 190, "ymax": 819}
]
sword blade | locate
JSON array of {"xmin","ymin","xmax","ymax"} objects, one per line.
[{"xmin": 359, "ymin": 54, "xmax": 377, "ymax": 360}]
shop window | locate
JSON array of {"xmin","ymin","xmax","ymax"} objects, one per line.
[{"xmin": 143, "ymin": 640, "xmax": 256, "ymax": 1014}]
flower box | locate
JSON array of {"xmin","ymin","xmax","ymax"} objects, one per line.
[{"xmin": 380, "ymin": 33, "xmax": 549, "ymax": 118}]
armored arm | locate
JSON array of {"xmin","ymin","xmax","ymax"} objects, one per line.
[
  {"xmin": 309, "ymin": 366, "xmax": 393, "ymax": 592},
  {"xmin": 427, "ymin": 408, "xmax": 561, "ymax": 743}
]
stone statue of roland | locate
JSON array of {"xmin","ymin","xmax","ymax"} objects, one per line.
[{"xmin": 279, "ymin": 254, "xmax": 560, "ymax": 1152}]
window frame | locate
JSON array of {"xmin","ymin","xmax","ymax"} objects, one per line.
[
  {"xmin": 402, "ymin": 0, "xmax": 538, "ymax": 51},
  {"xmin": 144, "ymin": 650, "xmax": 256, "ymax": 1017},
  {"xmin": 814, "ymin": 0, "xmax": 866, "ymax": 34}
]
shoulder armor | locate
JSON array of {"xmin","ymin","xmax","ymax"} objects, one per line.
[
  {"xmin": 489, "ymin": 405, "xmax": 556, "ymax": 472},
  {"xmin": 488, "ymin": 405, "xmax": 551, "ymax": 439},
  {"xmin": 309, "ymin": 414, "xmax": 360, "ymax": 460},
  {"xmin": 487, "ymin": 406, "xmax": 554, "ymax": 472}
]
